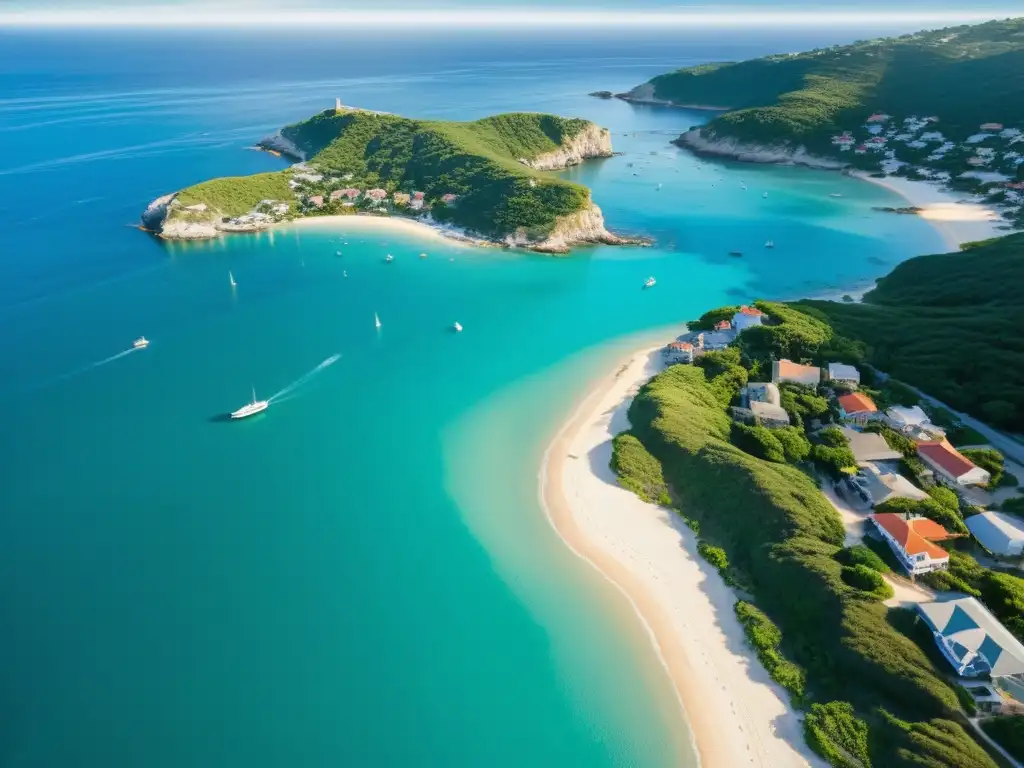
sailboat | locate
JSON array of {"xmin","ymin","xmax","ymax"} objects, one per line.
[
  {"xmin": 385, "ymin": 254, "xmax": 394, "ymax": 263},
  {"xmin": 231, "ymin": 386, "xmax": 268, "ymax": 419},
  {"xmin": 375, "ymin": 312, "xmax": 382, "ymax": 329},
  {"xmin": 453, "ymin": 321, "xmax": 463, "ymax": 333},
  {"xmin": 229, "ymin": 271, "xmax": 237, "ymax": 288}
]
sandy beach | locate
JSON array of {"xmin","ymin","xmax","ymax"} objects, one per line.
[
  {"xmin": 284, "ymin": 214, "xmax": 483, "ymax": 248},
  {"xmin": 853, "ymin": 172, "xmax": 1008, "ymax": 250},
  {"xmin": 541, "ymin": 345, "xmax": 825, "ymax": 768}
]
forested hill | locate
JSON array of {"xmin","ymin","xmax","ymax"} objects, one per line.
[
  {"xmin": 625, "ymin": 18, "xmax": 1024, "ymax": 151},
  {"xmin": 154, "ymin": 108, "xmax": 616, "ymax": 246},
  {"xmin": 793, "ymin": 233, "xmax": 1024, "ymax": 431}
]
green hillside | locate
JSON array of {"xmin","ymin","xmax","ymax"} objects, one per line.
[
  {"xmin": 167, "ymin": 109, "xmax": 602, "ymax": 240},
  {"xmin": 633, "ymin": 18, "xmax": 1024, "ymax": 151},
  {"xmin": 793, "ymin": 233, "xmax": 1024, "ymax": 431}
]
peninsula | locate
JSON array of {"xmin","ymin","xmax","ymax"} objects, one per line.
[
  {"xmin": 142, "ymin": 102, "xmax": 632, "ymax": 253},
  {"xmin": 618, "ymin": 18, "xmax": 1024, "ymax": 228}
]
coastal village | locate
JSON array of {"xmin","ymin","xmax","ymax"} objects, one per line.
[
  {"xmin": 830, "ymin": 113, "xmax": 1024, "ymax": 226},
  {"xmin": 661, "ymin": 304, "xmax": 1024, "ymax": 731}
]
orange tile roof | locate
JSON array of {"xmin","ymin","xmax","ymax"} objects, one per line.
[
  {"xmin": 776, "ymin": 360, "xmax": 819, "ymax": 378},
  {"xmin": 838, "ymin": 392, "xmax": 877, "ymax": 414},
  {"xmin": 917, "ymin": 441, "xmax": 978, "ymax": 479},
  {"xmin": 739, "ymin": 305, "xmax": 764, "ymax": 316},
  {"xmin": 715, "ymin": 320, "xmax": 732, "ymax": 330},
  {"xmin": 872, "ymin": 513, "xmax": 952, "ymax": 559},
  {"xmin": 668, "ymin": 342, "xmax": 694, "ymax": 351}
]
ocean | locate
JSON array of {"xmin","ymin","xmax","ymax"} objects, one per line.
[{"xmin": 0, "ymin": 27, "xmax": 945, "ymax": 767}]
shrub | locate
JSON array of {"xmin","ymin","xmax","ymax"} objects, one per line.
[
  {"xmin": 954, "ymin": 684, "xmax": 978, "ymax": 717},
  {"xmin": 774, "ymin": 426, "xmax": 812, "ymax": 463},
  {"xmin": 961, "ymin": 448, "xmax": 1005, "ymax": 489},
  {"xmin": 804, "ymin": 701, "xmax": 872, "ymax": 768},
  {"xmin": 836, "ymin": 544, "xmax": 891, "ymax": 574},
  {"xmin": 841, "ymin": 564, "xmax": 894, "ymax": 600},
  {"xmin": 731, "ymin": 422, "xmax": 786, "ymax": 463},
  {"xmin": 927, "ymin": 486, "xmax": 960, "ymax": 513},
  {"xmin": 735, "ymin": 600, "xmax": 806, "ymax": 704},
  {"xmin": 610, "ymin": 433, "xmax": 672, "ymax": 505},
  {"xmin": 981, "ymin": 716, "xmax": 1024, "ymax": 763},
  {"xmin": 698, "ymin": 542, "xmax": 729, "ymax": 572}
]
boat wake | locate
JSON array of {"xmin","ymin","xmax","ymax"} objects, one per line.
[{"xmin": 267, "ymin": 353, "xmax": 341, "ymax": 403}]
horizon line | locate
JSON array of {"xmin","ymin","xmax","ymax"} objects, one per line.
[{"xmin": 0, "ymin": 8, "xmax": 1020, "ymax": 29}]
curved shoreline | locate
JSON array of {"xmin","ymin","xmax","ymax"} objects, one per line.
[
  {"xmin": 539, "ymin": 344, "xmax": 823, "ymax": 768},
  {"xmin": 281, "ymin": 214, "xmax": 484, "ymax": 248}
]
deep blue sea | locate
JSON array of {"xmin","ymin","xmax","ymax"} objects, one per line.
[{"xmin": 0, "ymin": 27, "xmax": 945, "ymax": 767}]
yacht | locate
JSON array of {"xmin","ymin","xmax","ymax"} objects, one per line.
[
  {"xmin": 231, "ymin": 387, "xmax": 268, "ymax": 419},
  {"xmin": 375, "ymin": 312, "xmax": 382, "ymax": 329},
  {"xmin": 453, "ymin": 322, "xmax": 463, "ymax": 333},
  {"xmin": 420, "ymin": 252, "xmax": 428, "ymax": 259},
  {"xmin": 385, "ymin": 254, "xmax": 394, "ymax": 263},
  {"xmin": 644, "ymin": 276, "xmax": 656, "ymax": 289},
  {"xmin": 229, "ymin": 271, "xmax": 237, "ymax": 288},
  {"xmin": 765, "ymin": 240, "xmax": 775, "ymax": 249},
  {"xmin": 132, "ymin": 336, "xmax": 149, "ymax": 349}
]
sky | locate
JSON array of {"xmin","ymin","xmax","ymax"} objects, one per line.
[{"xmin": 0, "ymin": 0, "xmax": 1020, "ymax": 26}]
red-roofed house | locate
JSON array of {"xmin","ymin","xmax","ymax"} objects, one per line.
[
  {"xmin": 854, "ymin": 145, "xmax": 868, "ymax": 155},
  {"xmin": 866, "ymin": 113, "xmax": 890, "ymax": 123},
  {"xmin": 871, "ymin": 513, "xmax": 955, "ymax": 575},
  {"xmin": 307, "ymin": 195, "xmax": 324, "ymax": 208},
  {"xmin": 980, "ymin": 122, "xmax": 1004, "ymax": 131},
  {"xmin": 838, "ymin": 392, "xmax": 879, "ymax": 425},
  {"xmin": 663, "ymin": 341, "xmax": 695, "ymax": 365},
  {"xmin": 365, "ymin": 188, "xmax": 388, "ymax": 202},
  {"xmin": 441, "ymin": 193, "xmax": 458, "ymax": 204},
  {"xmin": 917, "ymin": 441, "xmax": 991, "ymax": 487},
  {"xmin": 771, "ymin": 359, "xmax": 821, "ymax": 387},
  {"xmin": 732, "ymin": 305, "xmax": 766, "ymax": 332},
  {"xmin": 714, "ymin": 320, "xmax": 732, "ymax": 332}
]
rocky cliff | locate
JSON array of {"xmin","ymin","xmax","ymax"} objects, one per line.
[
  {"xmin": 141, "ymin": 193, "xmax": 270, "ymax": 239},
  {"xmin": 511, "ymin": 201, "xmax": 636, "ymax": 254},
  {"xmin": 523, "ymin": 123, "xmax": 613, "ymax": 171},
  {"xmin": 674, "ymin": 128, "xmax": 847, "ymax": 170}
]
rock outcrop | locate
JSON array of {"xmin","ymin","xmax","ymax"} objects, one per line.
[
  {"xmin": 674, "ymin": 128, "xmax": 847, "ymax": 170},
  {"xmin": 510, "ymin": 202, "xmax": 640, "ymax": 254},
  {"xmin": 258, "ymin": 131, "xmax": 306, "ymax": 161},
  {"xmin": 523, "ymin": 123, "xmax": 613, "ymax": 171},
  {"xmin": 140, "ymin": 193, "xmax": 272, "ymax": 240}
]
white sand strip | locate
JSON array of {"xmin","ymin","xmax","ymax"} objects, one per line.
[
  {"xmin": 282, "ymin": 214, "xmax": 482, "ymax": 248},
  {"xmin": 541, "ymin": 346, "xmax": 825, "ymax": 768},
  {"xmin": 853, "ymin": 172, "xmax": 1008, "ymax": 250}
]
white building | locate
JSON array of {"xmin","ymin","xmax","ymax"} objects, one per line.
[
  {"xmin": 827, "ymin": 362, "xmax": 860, "ymax": 386},
  {"xmin": 916, "ymin": 441, "xmax": 991, "ymax": 487},
  {"xmin": 872, "ymin": 513, "xmax": 953, "ymax": 575},
  {"xmin": 663, "ymin": 341, "xmax": 695, "ymax": 365},
  {"xmin": 966, "ymin": 512, "xmax": 1024, "ymax": 557},
  {"xmin": 918, "ymin": 597, "xmax": 1024, "ymax": 679}
]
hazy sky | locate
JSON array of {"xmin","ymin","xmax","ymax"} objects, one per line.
[{"xmin": 0, "ymin": 0, "xmax": 1019, "ymax": 26}]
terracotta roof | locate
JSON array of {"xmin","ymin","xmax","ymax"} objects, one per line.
[
  {"xmin": 738, "ymin": 305, "xmax": 764, "ymax": 316},
  {"xmin": 714, "ymin": 320, "xmax": 732, "ymax": 330},
  {"xmin": 838, "ymin": 392, "xmax": 878, "ymax": 415},
  {"xmin": 776, "ymin": 360, "xmax": 820, "ymax": 380},
  {"xmin": 872, "ymin": 513, "xmax": 952, "ymax": 559},
  {"xmin": 668, "ymin": 342, "xmax": 694, "ymax": 351},
  {"xmin": 917, "ymin": 441, "xmax": 978, "ymax": 479}
]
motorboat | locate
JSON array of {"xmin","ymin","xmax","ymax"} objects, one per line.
[
  {"xmin": 829, "ymin": 193, "xmax": 843, "ymax": 198},
  {"xmin": 765, "ymin": 240, "xmax": 775, "ymax": 249},
  {"xmin": 132, "ymin": 336, "xmax": 149, "ymax": 349},
  {"xmin": 231, "ymin": 387, "xmax": 268, "ymax": 420},
  {"xmin": 728, "ymin": 251, "xmax": 743, "ymax": 257},
  {"xmin": 644, "ymin": 276, "xmax": 656, "ymax": 288},
  {"xmin": 375, "ymin": 312, "xmax": 382, "ymax": 329},
  {"xmin": 335, "ymin": 250, "xmax": 342, "ymax": 257},
  {"xmin": 453, "ymin": 322, "xmax": 463, "ymax": 332},
  {"xmin": 420, "ymin": 252, "xmax": 428, "ymax": 259},
  {"xmin": 385, "ymin": 254, "xmax": 394, "ymax": 263},
  {"xmin": 229, "ymin": 271, "xmax": 237, "ymax": 287},
  {"xmin": 762, "ymin": 192, "xmax": 769, "ymax": 198}
]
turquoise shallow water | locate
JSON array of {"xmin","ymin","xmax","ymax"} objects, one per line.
[{"xmin": 0, "ymin": 29, "xmax": 946, "ymax": 767}]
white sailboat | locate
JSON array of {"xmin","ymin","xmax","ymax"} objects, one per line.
[
  {"xmin": 375, "ymin": 312, "xmax": 382, "ymax": 329},
  {"xmin": 231, "ymin": 386, "xmax": 268, "ymax": 419},
  {"xmin": 229, "ymin": 271, "xmax": 237, "ymax": 288},
  {"xmin": 385, "ymin": 254, "xmax": 394, "ymax": 263},
  {"xmin": 644, "ymin": 276, "xmax": 656, "ymax": 289},
  {"xmin": 453, "ymin": 321, "xmax": 463, "ymax": 332}
]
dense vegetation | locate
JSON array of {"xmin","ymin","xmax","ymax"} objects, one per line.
[
  {"xmin": 615, "ymin": 361, "xmax": 993, "ymax": 766},
  {"xmin": 173, "ymin": 110, "xmax": 600, "ymax": 239},
  {"xmin": 981, "ymin": 716, "xmax": 1024, "ymax": 762},
  {"xmin": 793, "ymin": 233, "xmax": 1024, "ymax": 431},
  {"xmin": 634, "ymin": 18, "xmax": 1024, "ymax": 150},
  {"xmin": 175, "ymin": 172, "xmax": 293, "ymax": 218}
]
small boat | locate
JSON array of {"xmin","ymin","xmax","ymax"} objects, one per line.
[
  {"xmin": 656, "ymin": 183, "xmax": 662, "ymax": 190},
  {"xmin": 335, "ymin": 250, "xmax": 342, "ymax": 257},
  {"xmin": 375, "ymin": 312, "xmax": 382, "ymax": 329},
  {"xmin": 453, "ymin": 322, "xmax": 463, "ymax": 333},
  {"xmin": 740, "ymin": 184, "xmax": 748, "ymax": 191},
  {"xmin": 643, "ymin": 276, "xmax": 656, "ymax": 289},
  {"xmin": 420, "ymin": 252, "xmax": 428, "ymax": 259},
  {"xmin": 829, "ymin": 193, "xmax": 843, "ymax": 198},
  {"xmin": 132, "ymin": 336, "xmax": 149, "ymax": 349},
  {"xmin": 231, "ymin": 387, "xmax": 268, "ymax": 420},
  {"xmin": 762, "ymin": 192, "xmax": 769, "ymax": 198},
  {"xmin": 229, "ymin": 271, "xmax": 236, "ymax": 287},
  {"xmin": 343, "ymin": 270, "xmax": 348, "ymax": 278},
  {"xmin": 385, "ymin": 254, "xmax": 394, "ymax": 263},
  {"xmin": 765, "ymin": 240, "xmax": 775, "ymax": 249},
  {"xmin": 728, "ymin": 251, "xmax": 743, "ymax": 257}
]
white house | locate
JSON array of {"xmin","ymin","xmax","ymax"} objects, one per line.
[
  {"xmin": 965, "ymin": 512, "xmax": 1024, "ymax": 557},
  {"xmin": 771, "ymin": 359, "xmax": 821, "ymax": 387},
  {"xmin": 663, "ymin": 341, "xmax": 695, "ymax": 365},
  {"xmin": 731, "ymin": 305, "xmax": 766, "ymax": 332},
  {"xmin": 827, "ymin": 362, "xmax": 860, "ymax": 386},
  {"xmin": 871, "ymin": 513, "xmax": 954, "ymax": 575},
  {"xmin": 918, "ymin": 597, "xmax": 1024, "ymax": 678},
  {"xmin": 916, "ymin": 441, "xmax": 991, "ymax": 487}
]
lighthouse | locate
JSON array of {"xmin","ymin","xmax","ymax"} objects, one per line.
[{"xmin": 335, "ymin": 97, "xmax": 343, "ymax": 113}]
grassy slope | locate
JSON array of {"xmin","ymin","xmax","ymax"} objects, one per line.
[
  {"xmin": 174, "ymin": 172, "xmax": 293, "ymax": 218},
  {"xmin": 621, "ymin": 362, "xmax": 995, "ymax": 767},
  {"xmin": 641, "ymin": 18, "xmax": 1024, "ymax": 150},
  {"xmin": 793, "ymin": 233, "xmax": 1024, "ymax": 431}
]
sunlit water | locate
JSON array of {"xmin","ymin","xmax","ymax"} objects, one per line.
[{"xmin": 0, "ymin": 27, "xmax": 945, "ymax": 767}]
